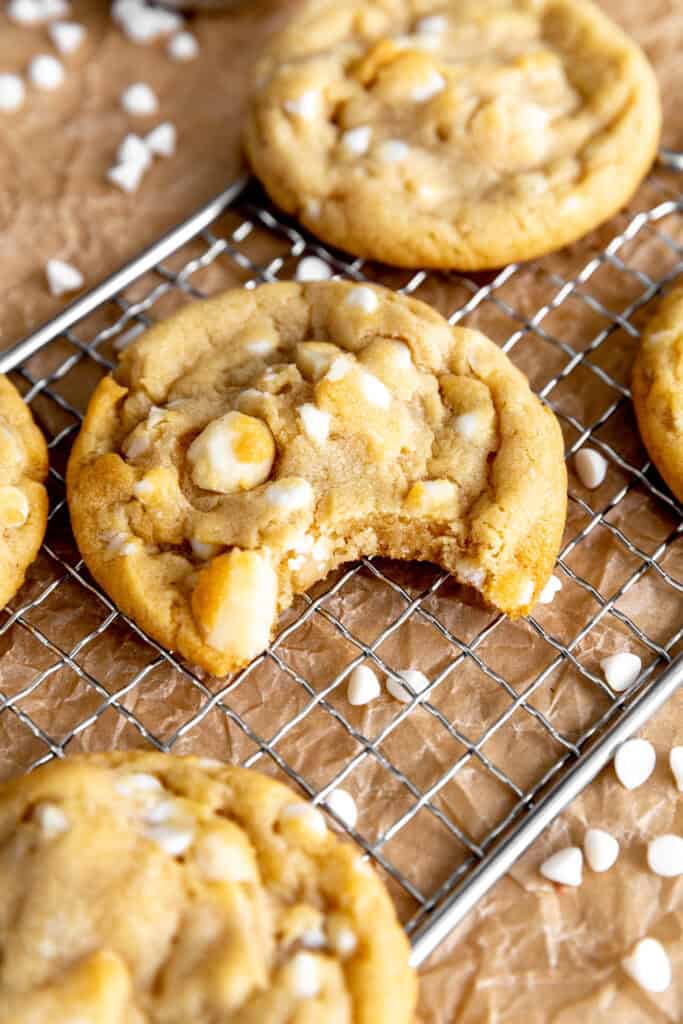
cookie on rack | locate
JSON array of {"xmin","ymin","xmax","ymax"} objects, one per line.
[
  {"xmin": 0, "ymin": 375, "xmax": 49, "ymax": 610},
  {"xmin": 244, "ymin": 0, "xmax": 661, "ymax": 270},
  {"xmin": 67, "ymin": 281, "xmax": 567, "ymax": 676},
  {"xmin": 0, "ymin": 751, "xmax": 417, "ymax": 1021},
  {"xmin": 632, "ymin": 285, "xmax": 683, "ymax": 505}
]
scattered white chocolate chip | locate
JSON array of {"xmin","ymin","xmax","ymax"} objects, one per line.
[
  {"xmin": 574, "ymin": 448, "xmax": 607, "ymax": 490},
  {"xmin": 453, "ymin": 412, "xmax": 479, "ymax": 440},
  {"xmin": 0, "ymin": 73, "xmax": 25, "ymax": 112},
  {"xmin": 146, "ymin": 121, "xmax": 176, "ymax": 157},
  {"xmin": 45, "ymin": 258, "xmax": 83, "ymax": 296},
  {"xmin": 33, "ymin": 802, "xmax": 69, "ymax": 839},
  {"xmin": 114, "ymin": 772, "xmax": 162, "ymax": 797},
  {"xmin": 416, "ymin": 14, "xmax": 447, "ymax": 34},
  {"xmin": 622, "ymin": 938, "xmax": 671, "ymax": 994},
  {"xmin": 516, "ymin": 578, "xmax": 535, "ymax": 606},
  {"xmin": 284, "ymin": 90, "xmax": 319, "ymax": 120},
  {"xmin": 168, "ymin": 31, "xmax": 198, "ymax": 62},
  {"xmin": 456, "ymin": 560, "xmax": 486, "ymax": 589},
  {"xmin": 104, "ymin": 532, "xmax": 138, "ymax": 559},
  {"xmin": 345, "ymin": 285, "xmax": 378, "ymax": 313},
  {"xmin": 387, "ymin": 668, "xmax": 430, "ymax": 703},
  {"xmin": 538, "ymin": 574, "xmax": 562, "ymax": 605},
  {"xmin": 539, "ymin": 846, "xmax": 583, "ymax": 887},
  {"xmin": 121, "ymin": 82, "xmax": 158, "ymax": 116},
  {"xmin": 299, "ymin": 926, "xmax": 326, "ymax": 950},
  {"xmin": 194, "ymin": 831, "xmax": 255, "ymax": 883},
  {"xmin": 359, "ymin": 370, "xmax": 391, "ymax": 409},
  {"xmin": 29, "ymin": 54, "xmax": 64, "ymax": 90},
  {"xmin": 384, "ymin": 340, "xmax": 412, "ymax": 368},
  {"xmin": 324, "ymin": 355, "xmax": 353, "ymax": 382},
  {"xmin": 669, "ymin": 746, "xmax": 683, "ymax": 791},
  {"xmin": 48, "ymin": 20, "xmax": 85, "ymax": 55},
  {"xmin": 647, "ymin": 834, "xmax": 683, "ymax": 878},
  {"xmin": 145, "ymin": 821, "xmax": 194, "ymax": 857},
  {"xmin": 8, "ymin": 0, "xmax": 69, "ymax": 23},
  {"xmin": 295, "ymin": 256, "xmax": 331, "ymax": 282},
  {"xmin": 600, "ymin": 652, "xmax": 642, "ymax": 692},
  {"xmin": 187, "ymin": 411, "xmax": 275, "ymax": 494},
  {"xmin": 404, "ymin": 479, "xmax": 457, "ymax": 515},
  {"xmin": 378, "ymin": 139, "xmax": 409, "ymax": 162},
  {"xmin": 279, "ymin": 802, "xmax": 327, "ymax": 840},
  {"xmin": 42, "ymin": 0, "xmax": 71, "ymax": 15},
  {"xmin": 299, "ymin": 403, "xmax": 330, "ymax": 445},
  {"xmin": 411, "ymin": 69, "xmax": 445, "ymax": 102},
  {"xmin": 191, "ymin": 538, "xmax": 222, "ymax": 561},
  {"xmin": 325, "ymin": 788, "xmax": 357, "ymax": 830},
  {"xmin": 114, "ymin": 1, "xmax": 181, "ymax": 42},
  {"xmin": 347, "ymin": 664, "xmax": 381, "ymax": 706},
  {"xmin": 107, "ymin": 161, "xmax": 145, "ymax": 194},
  {"xmin": 0, "ymin": 486, "xmax": 29, "ymax": 528},
  {"xmin": 265, "ymin": 477, "xmax": 314, "ymax": 512},
  {"xmin": 327, "ymin": 914, "xmax": 357, "ymax": 957},
  {"xmin": 117, "ymin": 132, "xmax": 151, "ymax": 170},
  {"xmin": 614, "ymin": 738, "xmax": 655, "ymax": 790},
  {"xmin": 341, "ymin": 124, "xmax": 372, "ymax": 155},
  {"xmin": 583, "ymin": 828, "xmax": 619, "ymax": 873},
  {"xmin": 285, "ymin": 952, "xmax": 321, "ymax": 999},
  {"xmin": 244, "ymin": 336, "xmax": 277, "ymax": 357}
]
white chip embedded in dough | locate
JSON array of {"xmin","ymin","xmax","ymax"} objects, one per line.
[
  {"xmin": 117, "ymin": 133, "xmax": 151, "ymax": 169},
  {"xmin": 279, "ymin": 801, "xmax": 327, "ymax": 840},
  {"xmin": 341, "ymin": 125, "xmax": 372, "ymax": 155},
  {"xmin": 411, "ymin": 69, "xmax": 446, "ymax": 102},
  {"xmin": 49, "ymin": 20, "xmax": 85, "ymax": 55},
  {"xmin": 0, "ymin": 73, "xmax": 25, "ymax": 112},
  {"xmin": 33, "ymin": 802, "xmax": 69, "ymax": 839},
  {"xmin": 265, "ymin": 477, "xmax": 314, "ymax": 512},
  {"xmin": 168, "ymin": 31, "xmax": 199, "ymax": 62},
  {"xmin": 415, "ymin": 14, "xmax": 447, "ymax": 34},
  {"xmin": 284, "ymin": 89, "xmax": 319, "ymax": 120},
  {"xmin": 284, "ymin": 952, "xmax": 321, "ymax": 999},
  {"xmin": 121, "ymin": 82, "xmax": 158, "ymax": 116},
  {"xmin": 378, "ymin": 139, "xmax": 409, "ymax": 162},
  {"xmin": 146, "ymin": 121, "xmax": 176, "ymax": 157},
  {"xmin": 107, "ymin": 161, "xmax": 145, "ymax": 194},
  {"xmin": 454, "ymin": 412, "xmax": 479, "ymax": 441},
  {"xmin": 295, "ymin": 256, "xmax": 332, "ymax": 282},
  {"xmin": 187, "ymin": 411, "xmax": 275, "ymax": 494},
  {"xmin": 359, "ymin": 370, "xmax": 391, "ymax": 408},
  {"xmin": 0, "ymin": 486, "xmax": 30, "ymax": 528},
  {"xmin": 298, "ymin": 403, "xmax": 330, "ymax": 445},
  {"xmin": 345, "ymin": 285, "xmax": 378, "ymax": 313},
  {"xmin": 29, "ymin": 54, "xmax": 65, "ymax": 90}
]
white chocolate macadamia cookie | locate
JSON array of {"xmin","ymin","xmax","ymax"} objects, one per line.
[
  {"xmin": 67, "ymin": 282, "xmax": 567, "ymax": 676},
  {"xmin": 245, "ymin": 0, "xmax": 661, "ymax": 269}
]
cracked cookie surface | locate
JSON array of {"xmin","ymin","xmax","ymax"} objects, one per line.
[
  {"xmin": 245, "ymin": 0, "xmax": 660, "ymax": 269},
  {"xmin": 67, "ymin": 281, "xmax": 567, "ymax": 676},
  {"xmin": 632, "ymin": 286, "xmax": 683, "ymax": 505},
  {"xmin": 0, "ymin": 375, "xmax": 49, "ymax": 610},
  {"xmin": 0, "ymin": 751, "xmax": 416, "ymax": 1023}
]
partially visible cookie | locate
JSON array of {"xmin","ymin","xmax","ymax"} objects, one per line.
[
  {"xmin": 0, "ymin": 752, "xmax": 417, "ymax": 1023},
  {"xmin": 245, "ymin": 0, "xmax": 661, "ymax": 269},
  {"xmin": 67, "ymin": 281, "xmax": 567, "ymax": 676},
  {"xmin": 0, "ymin": 375, "xmax": 49, "ymax": 610},
  {"xmin": 632, "ymin": 286, "xmax": 683, "ymax": 505}
]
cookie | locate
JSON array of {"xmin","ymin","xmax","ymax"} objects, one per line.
[
  {"xmin": 0, "ymin": 375, "xmax": 49, "ymax": 610},
  {"xmin": 244, "ymin": 0, "xmax": 661, "ymax": 270},
  {"xmin": 632, "ymin": 286, "xmax": 683, "ymax": 505},
  {"xmin": 67, "ymin": 281, "xmax": 567, "ymax": 676},
  {"xmin": 0, "ymin": 752, "xmax": 417, "ymax": 1022}
]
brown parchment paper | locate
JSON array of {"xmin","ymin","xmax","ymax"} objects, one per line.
[{"xmin": 0, "ymin": 2, "xmax": 682, "ymax": 1022}]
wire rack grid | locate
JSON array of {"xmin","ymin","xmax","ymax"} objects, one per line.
[{"xmin": 0, "ymin": 171, "xmax": 682, "ymax": 967}]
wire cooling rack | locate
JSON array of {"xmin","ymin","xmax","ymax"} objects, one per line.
[{"xmin": 1, "ymin": 171, "xmax": 682, "ymax": 966}]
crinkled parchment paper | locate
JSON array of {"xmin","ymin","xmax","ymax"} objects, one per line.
[{"xmin": 0, "ymin": 2, "xmax": 682, "ymax": 1021}]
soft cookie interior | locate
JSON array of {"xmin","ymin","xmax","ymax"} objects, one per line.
[{"xmin": 67, "ymin": 282, "xmax": 567, "ymax": 676}]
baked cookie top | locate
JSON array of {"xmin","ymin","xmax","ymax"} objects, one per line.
[
  {"xmin": 632, "ymin": 285, "xmax": 683, "ymax": 505},
  {"xmin": 0, "ymin": 752, "xmax": 416, "ymax": 1023},
  {"xmin": 0, "ymin": 375, "xmax": 49, "ymax": 611},
  {"xmin": 67, "ymin": 281, "xmax": 567, "ymax": 676},
  {"xmin": 245, "ymin": 0, "xmax": 661, "ymax": 270}
]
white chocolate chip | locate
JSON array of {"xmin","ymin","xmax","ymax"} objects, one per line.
[
  {"xmin": 405, "ymin": 479, "xmax": 457, "ymax": 516},
  {"xmin": 304, "ymin": 198, "xmax": 321, "ymax": 218},
  {"xmin": 538, "ymin": 575, "xmax": 562, "ymax": 605},
  {"xmin": 454, "ymin": 412, "xmax": 479, "ymax": 440},
  {"xmin": 191, "ymin": 538, "xmax": 222, "ymax": 561},
  {"xmin": 539, "ymin": 846, "xmax": 583, "ymax": 887},
  {"xmin": 121, "ymin": 82, "xmax": 158, "ymax": 116},
  {"xmin": 168, "ymin": 31, "xmax": 198, "ymax": 62},
  {"xmin": 107, "ymin": 161, "xmax": 145, "ymax": 194},
  {"xmin": 411, "ymin": 69, "xmax": 445, "ymax": 102},
  {"xmin": 583, "ymin": 828, "xmax": 619, "ymax": 873},
  {"xmin": 600, "ymin": 652, "xmax": 642, "ymax": 692},
  {"xmin": 33, "ymin": 802, "xmax": 69, "ymax": 839},
  {"xmin": 279, "ymin": 802, "xmax": 327, "ymax": 840},
  {"xmin": 347, "ymin": 664, "xmax": 381, "ymax": 706},
  {"xmin": 324, "ymin": 355, "xmax": 353, "ymax": 383},
  {"xmin": 359, "ymin": 370, "xmax": 391, "ymax": 409},
  {"xmin": 7, "ymin": 0, "xmax": 43, "ymax": 24},
  {"xmin": 378, "ymin": 139, "xmax": 409, "ymax": 162},
  {"xmin": 29, "ymin": 54, "xmax": 64, "ymax": 90},
  {"xmin": 416, "ymin": 14, "xmax": 447, "ymax": 34},
  {"xmin": 517, "ymin": 578, "xmax": 535, "ymax": 606},
  {"xmin": 114, "ymin": 772, "xmax": 162, "ymax": 798},
  {"xmin": 115, "ymin": 2, "xmax": 181, "ymax": 42},
  {"xmin": 144, "ymin": 821, "xmax": 194, "ymax": 857},
  {"xmin": 456, "ymin": 560, "xmax": 486, "ymax": 589},
  {"xmin": 622, "ymin": 938, "xmax": 671, "ymax": 994},
  {"xmin": 295, "ymin": 256, "xmax": 331, "ymax": 282},
  {"xmin": 0, "ymin": 74, "xmax": 25, "ymax": 112},
  {"xmin": 284, "ymin": 952, "xmax": 321, "ymax": 999},
  {"xmin": 194, "ymin": 831, "xmax": 256, "ymax": 883},
  {"xmin": 104, "ymin": 532, "xmax": 138, "ymax": 559},
  {"xmin": 245, "ymin": 337, "xmax": 277, "ymax": 357},
  {"xmin": 575, "ymin": 448, "xmax": 607, "ymax": 490},
  {"xmin": 669, "ymin": 746, "xmax": 683, "ymax": 791},
  {"xmin": 284, "ymin": 90, "xmax": 319, "ymax": 120},
  {"xmin": 187, "ymin": 411, "xmax": 275, "ymax": 494},
  {"xmin": 49, "ymin": 21, "xmax": 85, "ymax": 55},
  {"xmin": 300, "ymin": 926, "xmax": 326, "ymax": 950},
  {"xmin": 341, "ymin": 125, "xmax": 372, "ymax": 155},
  {"xmin": 0, "ymin": 486, "xmax": 30, "ymax": 528},
  {"xmin": 299, "ymin": 403, "xmax": 330, "ymax": 445},
  {"xmin": 387, "ymin": 668, "xmax": 430, "ymax": 703},
  {"xmin": 45, "ymin": 258, "xmax": 83, "ymax": 296},
  {"xmin": 265, "ymin": 477, "xmax": 314, "ymax": 512},
  {"xmin": 345, "ymin": 285, "xmax": 378, "ymax": 313},
  {"xmin": 146, "ymin": 121, "xmax": 176, "ymax": 157},
  {"xmin": 647, "ymin": 834, "xmax": 683, "ymax": 878},
  {"xmin": 327, "ymin": 914, "xmax": 357, "ymax": 957},
  {"xmin": 614, "ymin": 738, "xmax": 655, "ymax": 790},
  {"xmin": 325, "ymin": 788, "xmax": 357, "ymax": 830},
  {"xmin": 117, "ymin": 132, "xmax": 152, "ymax": 170}
]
